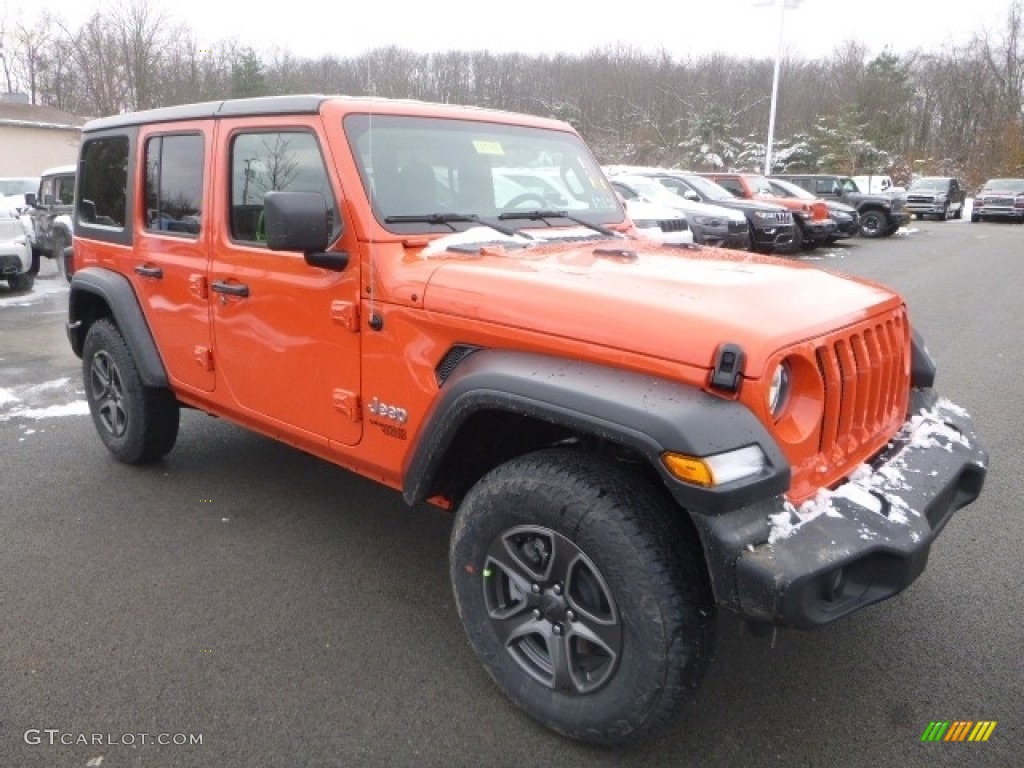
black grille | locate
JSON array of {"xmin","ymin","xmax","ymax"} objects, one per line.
[{"xmin": 658, "ymin": 218, "xmax": 689, "ymax": 233}]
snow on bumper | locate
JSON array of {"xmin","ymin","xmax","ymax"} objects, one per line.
[{"xmin": 704, "ymin": 391, "xmax": 987, "ymax": 628}]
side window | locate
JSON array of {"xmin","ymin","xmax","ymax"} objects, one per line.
[
  {"xmin": 145, "ymin": 134, "xmax": 204, "ymax": 236},
  {"xmin": 229, "ymin": 130, "xmax": 337, "ymax": 244},
  {"xmin": 79, "ymin": 136, "xmax": 130, "ymax": 228},
  {"xmin": 717, "ymin": 179, "xmax": 743, "ymax": 197},
  {"xmin": 39, "ymin": 177, "xmax": 55, "ymax": 205},
  {"xmin": 55, "ymin": 175, "xmax": 75, "ymax": 205},
  {"xmin": 613, "ymin": 183, "xmax": 638, "ymax": 201}
]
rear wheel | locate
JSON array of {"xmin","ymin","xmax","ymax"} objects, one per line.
[
  {"xmin": 450, "ymin": 448, "xmax": 715, "ymax": 745},
  {"xmin": 7, "ymin": 272, "xmax": 34, "ymax": 292},
  {"xmin": 83, "ymin": 319, "xmax": 179, "ymax": 464}
]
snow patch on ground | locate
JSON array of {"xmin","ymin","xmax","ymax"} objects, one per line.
[
  {"xmin": 0, "ymin": 276, "xmax": 68, "ymax": 307},
  {"xmin": 0, "ymin": 377, "xmax": 88, "ymax": 425},
  {"xmin": 1, "ymin": 400, "xmax": 89, "ymax": 422}
]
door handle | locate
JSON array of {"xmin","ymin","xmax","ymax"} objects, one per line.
[
  {"xmin": 211, "ymin": 281, "xmax": 250, "ymax": 298},
  {"xmin": 134, "ymin": 265, "xmax": 163, "ymax": 279}
]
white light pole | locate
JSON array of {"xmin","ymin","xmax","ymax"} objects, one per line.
[{"xmin": 763, "ymin": 0, "xmax": 801, "ymax": 176}]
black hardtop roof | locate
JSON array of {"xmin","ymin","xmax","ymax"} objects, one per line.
[{"xmin": 83, "ymin": 94, "xmax": 332, "ymax": 132}]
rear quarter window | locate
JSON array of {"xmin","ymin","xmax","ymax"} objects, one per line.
[{"xmin": 77, "ymin": 133, "xmax": 136, "ymax": 245}]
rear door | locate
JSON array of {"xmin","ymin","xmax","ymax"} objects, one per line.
[{"xmin": 131, "ymin": 124, "xmax": 216, "ymax": 393}]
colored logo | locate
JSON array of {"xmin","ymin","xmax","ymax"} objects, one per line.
[{"xmin": 921, "ymin": 721, "xmax": 997, "ymax": 742}]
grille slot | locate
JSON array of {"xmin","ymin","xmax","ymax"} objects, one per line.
[{"xmin": 815, "ymin": 313, "xmax": 908, "ymax": 463}]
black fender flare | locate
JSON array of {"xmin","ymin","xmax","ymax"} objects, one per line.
[
  {"xmin": 67, "ymin": 266, "xmax": 169, "ymax": 388},
  {"xmin": 403, "ymin": 349, "xmax": 790, "ymax": 515}
]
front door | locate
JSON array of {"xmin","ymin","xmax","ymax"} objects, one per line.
[{"xmin": 209, "ymin": 120, "xmax": 362, "ymax": 447}]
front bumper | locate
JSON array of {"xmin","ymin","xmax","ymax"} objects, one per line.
[
  {"xmin": 799, "ymin": 218, "xmax": 837, "ymax": 243},
  {"xmin": 974, "ymin": 204, "xmax": 1024, "ymax": 220},
  {"xmin": 0, "ymin": 243, "xmax": 32, "ymax": 275},
  {"xmin": 689, "ymin": 391, "xmax": 987, "ymax": 629},
  {"xmin": 905, "ymin": 200, "xmax": 948, "ymax": 215},
  {"xmin": 751, "ymin": 222, "xmax": 797, "ymax": 253}
]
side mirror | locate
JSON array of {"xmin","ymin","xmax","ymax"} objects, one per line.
[
  {"xmin": 264, "ymin": 191, "xmax": 348, "ymax": 271},
  {"xmin": 25, "ymin": 192, "xmax": 36, "ymax": 207},
  {"xmin": 683, "ymin": 190, "xmax": 699, "ymax": 202}
]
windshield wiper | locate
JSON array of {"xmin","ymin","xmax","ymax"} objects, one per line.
[
  {"xmin": 384, "ymin": 213, "xmax": 530, "ymax": 239},
  {"xmin": 497, "ymin": 210, "xmax": 622, "ymax": 238}
]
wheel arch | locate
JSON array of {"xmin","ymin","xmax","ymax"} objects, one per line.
[
  {"xmin": 403, "ymin": 349, "xmax": 790, "ymax": 515},
  {"xmin": 68, "ymin": 266, "xmax": 169, "ymax": 388}
]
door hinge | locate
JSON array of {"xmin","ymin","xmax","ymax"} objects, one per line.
[
  {"xmin": 333, "ymin": 390, "xmax": 361, "ymax": 422},
  {"xmin": 331, "ymin": 301, "xmax": 360, "ymax": 332}
]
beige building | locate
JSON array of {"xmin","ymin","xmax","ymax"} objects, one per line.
[{"xmin": 0, "ymin": 95, "xmax": 83, "ymax": 177}]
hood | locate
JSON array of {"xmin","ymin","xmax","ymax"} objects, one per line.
[
  {"xmin": 979, "ymin": 181, "xmax": 1024, "ymax": 195},
  {"xmin": 826, "ymin": 200, "xmax": 857, "ymax": 215},
  {"xmin": 624, "ymin": 199, "xmax": 685, "ymax": 221},
  {"xmin": 706, "ymin": 197, "xmax": 787, "ymax": 214},
  {"xmin": 421, "ymin": 239, "xmax": 901, "ymax": 376}
]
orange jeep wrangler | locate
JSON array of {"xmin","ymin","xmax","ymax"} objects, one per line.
[
  {"xmin": 67, "ymin": 96, "xmax": 987, "ymax": 745},
  {"xmin": 703, "ymin": 171, "xmax": 836, "ymax": 251}
]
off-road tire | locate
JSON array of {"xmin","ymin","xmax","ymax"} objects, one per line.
[
  {"xmin": 859, "ymin": 209, "xmax": 888, "ymax": 237},
  {"xmin": 82, "ymin": 319, "xmax": 179, "ymax": 464},
  {"xmin": 7, "ymin": 272, "xmax": 34, "ymax": 292},
  {"xmin": 53, "ymin": 231, "xmax": 71, "ymax": 283},
  {"xmin": 450, "ymin": 448, "xmax": 715, "ymax": 745}
]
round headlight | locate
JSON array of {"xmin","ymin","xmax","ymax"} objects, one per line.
[{"xmin": 768, "ymin": 362, "xmax": 791, "ymax": 418}]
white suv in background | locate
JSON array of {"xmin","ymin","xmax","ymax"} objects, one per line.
[{"xmin": 0, "ymin": 197, "xmax": 34, "ymax": 292}]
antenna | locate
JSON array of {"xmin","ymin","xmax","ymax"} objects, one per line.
[{"xmin": 365, "ymin": 61, "xmax": 380, "ymax": 331}]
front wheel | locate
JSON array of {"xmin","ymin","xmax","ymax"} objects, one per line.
[
  {"xmin": 450, "ymin": 448, "xmax": 715, "ymax": 745},
  {"xmin": 859, "ymin": 210, "xmax": 888, "ymax": 237},
  {"xmin": 82, "ymin": 319, "xmax": 180, "ymax": 464}
]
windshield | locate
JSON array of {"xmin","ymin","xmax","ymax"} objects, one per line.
[
  {"xmin": 0, "ymin": 178, "xmax": 38, "ymax": 196},
  {"xmin": 768, "ymin": 178, "xmax": 815, "ymax": 200},
  {"xmin": 344, "ymin": 114, "xmax": 623, "ymax": 235},
  {"xmin": 617, "ymin": 177, "xmax": 687, "ymax": 206},
  {"xmin": 909, "ymin": 177, "xmax": 949, "ymax": 190},
  {"xmin": 676, "ymin": 174, "xmax": 736, "ymax": 202},
  {"xmin": 983, "ymin": 178, "xmax": 1024, "ymax": 191},
  {"xmin": 746, "ymin": 176, "xmax": 777, "ymax": 195}
]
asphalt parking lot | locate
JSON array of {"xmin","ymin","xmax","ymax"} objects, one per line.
[{"xmin": 2, "ymin": 221, "xmax": 1020, "ymax": 767}]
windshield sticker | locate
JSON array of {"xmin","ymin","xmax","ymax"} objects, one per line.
[{"xmin": 472, "ymin": 140, "xmax": 505, "ymax": 156}]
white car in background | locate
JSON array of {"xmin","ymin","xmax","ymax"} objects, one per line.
[
  {"xmin": 607, "ymin": 171, "xmax": 751, "ymax": 249},
  {"xmin": 0, "ymin": 197, "xmax": 34, "ymax": 292},
  {"xmin": 622, "ymin": 197, "xmax": 693, "ymax": 245}
]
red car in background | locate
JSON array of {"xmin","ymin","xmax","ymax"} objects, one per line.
[{"xmin": 702, "ymin": 172, "xmax": 835, "ymax": 251}]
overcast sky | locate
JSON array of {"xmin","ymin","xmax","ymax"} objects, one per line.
[{"xmin": 3, "ymin": 0, "xmax": 1016, "ymax": 61}]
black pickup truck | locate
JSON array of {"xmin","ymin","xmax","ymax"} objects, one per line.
[{"xmin": 772, "ymin": 173, "xmax": 910, "ymax": 238}]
